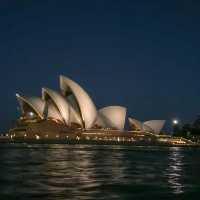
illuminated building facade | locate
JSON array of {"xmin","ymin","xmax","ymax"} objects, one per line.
[
  {"xmin": 10, "ymin": 75, "xmax": 177, "ymax": 145},
  {"xmin": 15, "ymin": 75, "xmax": 127, "ymax": 131}
]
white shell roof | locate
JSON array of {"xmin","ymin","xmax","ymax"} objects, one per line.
[
  {"xmin": 16, "ymin": 94, "xmax": 45, "ymax": 119},
  {"xmin": 42, "ymin": 87, "xmax": 70, "ymax": 125},
  {"xmin": 143, "ymin": 120, "xmax": 166, "ymax": 134},
  {"xmin": 46, "ymin": 102, "xmax": 64, "ymax": 122},
  {"xmin": 60, "ymin": 75, "xmax": 97, "ymax": 129},
  {"xmin": 69, "ymin": 105, "xmax": 83, "ymax": 127},
  {"xmin": 97, "ymin": 106, "xmax": 127, "ymax": 130},
  {"xmin": 128, "ymin": 117, "xmax": 165, "ymax": 134},
  {"xmin": 128, "ymin": 118, "xmax": 143, "ymax": 130}
]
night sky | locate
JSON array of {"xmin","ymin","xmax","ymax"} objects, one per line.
[{"xmin": 0, "ymin": 0, "xmax": 200, "ymax": 132}]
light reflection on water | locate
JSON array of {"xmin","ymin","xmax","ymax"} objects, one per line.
[
  {"xmin": 0, "ymin": 144, "xmax": 200, "ymax": 200},
  {"xmin": 166, "ymin": 147, "xmax": 185, "ymax": 194}
]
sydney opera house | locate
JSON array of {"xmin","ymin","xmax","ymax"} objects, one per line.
[{"xmin": 9, "ymin": 75, "xmax": 193, "ymax": 146}]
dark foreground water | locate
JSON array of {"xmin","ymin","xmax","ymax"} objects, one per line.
[{"xmin": 0, "ymin": 144, "xmax": 200, "ymax": 200}]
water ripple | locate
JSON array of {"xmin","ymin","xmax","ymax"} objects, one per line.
[{"xmin": 0, "ymin": 144, "xmax": 200, "ymax": 199}]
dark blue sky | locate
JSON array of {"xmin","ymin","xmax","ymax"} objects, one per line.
[{"xmin": 0, "ymin": 0, "xmax": 200, "ymax": 131}]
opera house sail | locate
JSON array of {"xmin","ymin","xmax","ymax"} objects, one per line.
[
  {"xmin": 95, "ymin": 106, "xmax": 126, "ymax": 130},
  {"xmin": 128, "ymin": 117, "xmax": 166, "ymax": 134},
  {"xmin": 59, "ymin": 75, "xmax": 97, "ymax": 129},
  {"xmin": 42, "ymin": 87, "xmax": 70, "ymax": 125},
  {"xmin": 16, "ymin": 94, "xmax": 45, "ymax": 120},
  {"xmin": 14, "ymin": 75, "xmax": 166, "ymax": 136},
  {"xmin": 10, "ymin": 74, "xmax": 194, "ymax": 147}
]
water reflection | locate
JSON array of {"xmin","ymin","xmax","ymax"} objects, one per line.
[
  {"xmin": 0, "ymin": 144, "xmax": 200, "ymax": 199},
  {"xmin": 166, "ymin": 147, "xmax": 185, "ymax": 194},
  {"xmin": 38, "ymin": 145, "xmax": 127, "ymax": 199}
]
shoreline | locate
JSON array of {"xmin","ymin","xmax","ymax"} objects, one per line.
[
  {"xmin": 0, "ymin": 136, "xmax": 199, "ymax": 148},
  {"xmin": 3, "ymin": 125, "xmax": 199, "ymax": 147}
]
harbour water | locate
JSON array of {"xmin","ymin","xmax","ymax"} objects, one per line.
[{"xmin": 0, "ymin": 144, "xmax": 199, "ymax": 199}]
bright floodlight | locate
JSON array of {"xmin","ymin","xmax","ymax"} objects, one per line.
[
  {"xmin": 173, "ymin": 119, "xmax": 178, "ymax": 125},
  {"xmin": 29, "ymin": 112, "xmax": 34, "ymax": 117}
]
